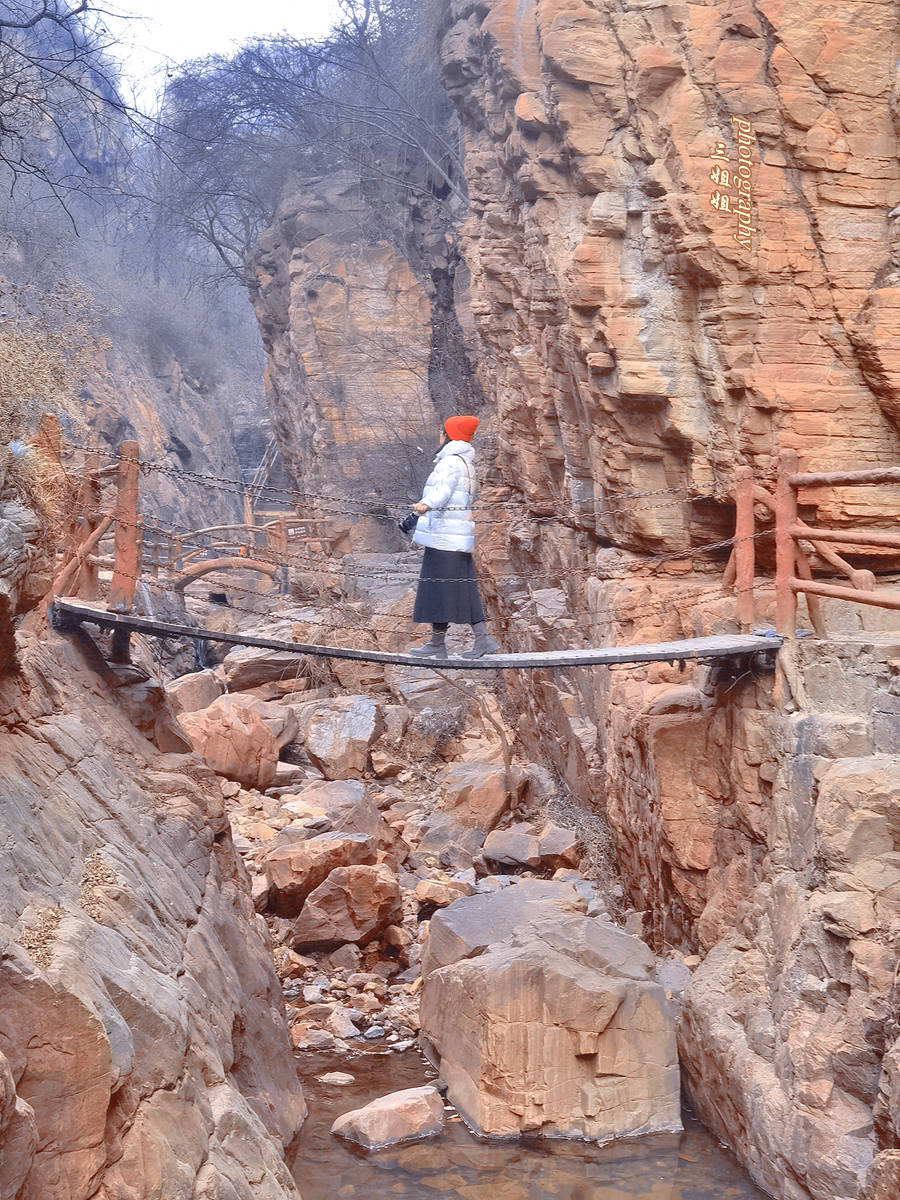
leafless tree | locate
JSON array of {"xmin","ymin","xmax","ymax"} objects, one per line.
[
  {"xmin": 0, "ymin": 2, "xmax": 143, "ymax": 215},
  {"xmin": 149, "ymin": 0, "xmax": 466, "ymax": 283}
]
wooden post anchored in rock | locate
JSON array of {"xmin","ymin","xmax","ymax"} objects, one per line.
[
  {"xmin": 71, "ymin": 452, "xmax": 102, "ymax": 601},
  {"xmin": 733, "ymin": 465, "xmax": 755, "ymax": 631},
  {"xmin": 33, "ymin": 412, "xmax": 62, "ymax": 462},
  {"xmin": 109, "ymin": 440, "xmax": 141, "ymax": 662},
  {"xmin": 279, "ymin": 514, "xmax": 289, "ymax": 596},
  {"xmin": 774, "ymin": 448, "xmax": 798, "ymax": 637}
]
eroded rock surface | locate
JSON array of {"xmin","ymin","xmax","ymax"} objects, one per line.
[
  {"xmin": 0, "ymin": 630, "xmax": 305, "ymax": 1199},
  {"xmin": 421, "ymin": 907, "xmax": 680, "ymax": 1141}
]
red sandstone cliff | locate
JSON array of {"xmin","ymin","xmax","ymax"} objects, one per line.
[{"xmin": 436, "ymin": 3, "xmax": 900, "ymax": 1197}]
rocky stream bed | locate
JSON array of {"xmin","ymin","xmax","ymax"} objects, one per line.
[{"xmin": 157, "ymin": 590, "xmax": 772, "ymax": 1195}]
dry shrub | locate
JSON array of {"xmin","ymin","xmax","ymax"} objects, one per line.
[
  {"xmin": 0, "ymin": 279, "xmax": 108, "ymax": 527},
  {"xmin": 0, "ymin": 280, "xmax": 105, "ymax": 436}
]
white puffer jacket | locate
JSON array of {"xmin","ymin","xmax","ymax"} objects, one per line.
[{"xmin": 412, "ymin": 440, "xmax": 477, "ymax": 553}]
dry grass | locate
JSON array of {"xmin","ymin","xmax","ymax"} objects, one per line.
[
  {"xmin": 0, "ymin": 279, "xmax": 107, "ymax": 529},
  {"xmin": 0, "ymin": 280, "xmax": 102, "ymax": 437}
]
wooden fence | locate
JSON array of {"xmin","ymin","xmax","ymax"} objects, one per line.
[{"xmin": 726, "ymin": 449, "xmax": 900, "ymax": 635}]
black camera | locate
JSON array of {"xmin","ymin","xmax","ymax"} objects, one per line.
[{"xmin": 398, "ymin": 511, "xmax": 419, "ymax": 535}]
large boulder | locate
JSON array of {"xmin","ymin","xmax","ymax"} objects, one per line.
[
  {"xmin": 435, "ymin": 758, "xmax": 526, "ymax": 830},
  {"xmin": 481, "ymin": 823, "xmax": 542, "ymax": 869},
  {"xmin": 284, "ymin": 780, "xmax": 397, "ymax": 851},
  {"xmin": 482, "ymin": 821, "xmax": 580, "ymax": 871},
  {"xmin": 292, "ymin": 865, "xmax": 403, "ymax": 949},
  {"xmin": 211, "ymin": 694, "xmax": 299, "ymax": 750},
  {"xmin": 165, "ymin": 669, "xmax": 224, "ymax": 715},
  {"xmin": 178, "ymin": 701, "xmax": 280, "ymax": 790},
  {"xmin": 420, "ymin": 910, "xmax": 681, "ymax": 1142},
  {"xmin": 264, "ymin": 833, "xmax": 377, "ymax": 917},
  {"xmin": 422, "ymin": 879, "xmax": 586, "ymax": 977},
  {"xmin": 292, "ymin": 696, "xmax": 385, "ymax": 780},
  {"xmin": 222, "ymin": 645, "xmax": 308, "ymax": 691},
  {"xmin": 415, "ymin": 813, "xmax": 487, "ymax": 872},
  {"xmin": 331, "ymin": 1086, "xmax": 444, "ymax": 1149}
]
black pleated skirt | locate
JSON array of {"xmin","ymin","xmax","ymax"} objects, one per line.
[{"xmin": 413, "ymin": 547, "xmax": 486, "ymax": 625}]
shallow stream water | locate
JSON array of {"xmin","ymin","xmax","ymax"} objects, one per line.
[{"xmin": 290, "ymin": 1050, "xmax": 769, "ymax": 1200}]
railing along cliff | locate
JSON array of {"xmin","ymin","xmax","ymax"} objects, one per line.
[{"xmin": 727, "ymin": 449, "xmax": 900, "ymax": 635}]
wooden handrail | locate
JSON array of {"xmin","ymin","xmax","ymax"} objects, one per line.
[
  {"xmin": 789, "ymin": 578, "xmax": 900, "ymax": 610},
  {"xmin": 775, "ymin": 449, "xmax": 800, "ymax": 635},
  {"xmin": 182, "ymin": 523, "xmax": 261, "ymax": 540},
  {"xmin": 790, "ymin": 466, "xmax": 900, "ymax": 488},
  {"xmin": 726, "ymin": 451, "xmax": 900, "ymax": 638},
  {"xmin": 733, "ymin": 466, "xmax": 755, "ymax": 631},
  {"xmin": 172, "ymin": 556, "xmax": 279, "ymax": 592},
  {"xmin": 108, "ymin": 441, "xmax": 141, "ymax": 616},
  {"xmin": 788, "ymin": 525, "xmax": 900, "ymax": 550}
]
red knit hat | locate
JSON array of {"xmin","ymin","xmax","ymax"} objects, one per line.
[{"xmin": 444, "ymin": 414, "xmax": 479, "ymax": 442}]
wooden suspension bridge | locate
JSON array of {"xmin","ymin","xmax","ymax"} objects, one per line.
[
  {"xmin": 49, "ymin": 597, "xmax": 783, "ymax": 671},
  {"xmin": 35, "ymin": 416, "xmax": 900, "ymax": 671}
]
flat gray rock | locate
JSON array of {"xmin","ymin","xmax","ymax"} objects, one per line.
[{"xmin": 421, "ymin": 878, "xmax": 586, "ymax": 976}]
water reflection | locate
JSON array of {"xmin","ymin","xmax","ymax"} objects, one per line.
[{"xmin": 290, "ymin": 1051, "xmax": 768, "ymax": 1200}]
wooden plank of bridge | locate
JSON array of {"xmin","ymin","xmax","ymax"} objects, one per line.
[{"xmin": 51, "ymin": 599, "xmax": 782, "ymax": 672}]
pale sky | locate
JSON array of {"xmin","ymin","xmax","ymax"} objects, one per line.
[{"xmin": 115, "ymin": 0, "xmax": 345, "ymax": 107}]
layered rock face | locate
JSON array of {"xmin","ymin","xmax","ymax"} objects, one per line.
[
  {"xmin": 252, "ymin": 175, "xmax": 441, "ymax": 550},
  {"xmin": 0, "ymin": 629, "xmax": 306, "ymax": 1199},
  {"xmin": 440, "ymin": 0, "xmax": 900, "ymax": 548}
]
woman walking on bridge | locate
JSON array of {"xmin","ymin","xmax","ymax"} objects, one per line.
[{"xmin": 408, "ymin": 415, "xmax": 499, "ymax": 659}]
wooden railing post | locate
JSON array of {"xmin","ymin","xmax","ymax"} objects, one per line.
[
  {"xmin": 109, "ymin": 441, "xmax": 141, "ymax": 615},
  {"xmin": 734, "ymin": 465, "xmax": 755, "ymax": 631},
  {"xmin": 33, "ymin": 412, "xmax": 62, "ymax": 461},
  {"xmin": 279, "ymin": 515, "xmax": 289, "ymax": 595},
  {"xmin": 74, "ymin": 453, "xmax": 102, "ymax": 601},
  {"xmin": 775, "ymin": 448, "xmax": 799, "ymax": 636}
]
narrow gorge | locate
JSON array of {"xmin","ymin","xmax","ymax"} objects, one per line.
[{"xmin": 1, "ymin": 2, "xmax": 898, "ymax": 1199}]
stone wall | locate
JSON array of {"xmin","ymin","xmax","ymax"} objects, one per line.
[{"xmin": 0, "ymin": 628, "xmax": 306, "ymax": 1199}]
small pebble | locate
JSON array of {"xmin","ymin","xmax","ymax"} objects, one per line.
[
  {"xmin": 316, "ymin": 1071, "xmax": 355, "ymax": 1086},
  {"xmin": 364, "ymin": 1025, "xmax": 386, "ymax": 1040}
]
